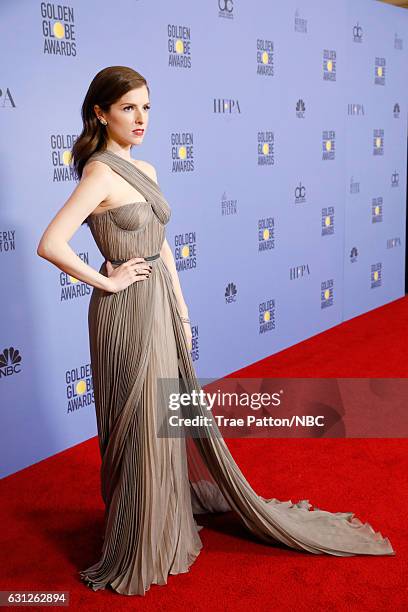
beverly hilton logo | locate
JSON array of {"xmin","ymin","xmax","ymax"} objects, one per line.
[
  {"xmin": 321, "ymin": 207, "xmax": 334, "ymax": 236},
  {"xmin": 66, "ymin": 363, "xmax": 93, "ymax": 413},
  {"xmin": 256, "ymin": 39, "xmax": 274, "ymax": 75},
  {"xmin": 321, "ymin": 280, "xmax": 334, "ymax": 309},
  {"xmin": 0, "ymin": 230, "xmax": 15, "ymax": 253},
  {"xmin": 221, "ymin": 192, "xmax": 237, "ymax": 215},
  {"xmin": 51, "ymin": 134, "xmax": 78, "ymax": 181},
  {"xmin": 168, "ymin": 24, "xmax": 191, "ymax": 68},
  {"xmin": 294, "ymin": 9, "xmax": 307, "ymax": 33},
  {"xmin": 171, "ymin": 132, "xmax": 194, "ymax": 172},
  {"xmin": 259, "ymin": 299, "xmax": 275, "ymax": 334},
  {"xmin": 174, "ymin": 231, "xmax": 197, "ymax": 271},
  {"xmin": 394, "ymin": 33, "xmax": 403, "ymax": 50},
  {"xmin": 350, "ymin": 176, "xmax": 360, "ymax": 194},
  {"xmin": 258, "ymin": 217, "xmax": 275, "ymax": 251},
  {"xmin": 0, "ymin": 346, "xmax": 22, "ymax": 378},
  {"xmin": 322, "ymin": 131, "xmax": 335, "ymax": 160},
  {"xmin": 323, "ymin": 50, "xmax": 336, "ymax": 81},
  {"xmin": 258, "ymin": 131, "xmax": 275, "ymax": 165},
  {"xmin": 41, "ymin": 2, "xmax": 77, "ymax": 56}
]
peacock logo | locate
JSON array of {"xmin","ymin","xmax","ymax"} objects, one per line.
[{"xmin": 0, "ymin": 346, "xmax": 22, "ymax": 378}]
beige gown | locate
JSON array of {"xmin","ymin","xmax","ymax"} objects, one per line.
[{"xmin": 78, "ymin": 149, "xmax": 395, "ymax": 596}]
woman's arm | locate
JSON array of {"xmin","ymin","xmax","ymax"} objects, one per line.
[
  {"xmin": 37, "ymin": 161, "xmax": 115, "ymax": 292},
  {"xmin": 160, "ymin": 237, "xmax": 189, "ymax": 318}
]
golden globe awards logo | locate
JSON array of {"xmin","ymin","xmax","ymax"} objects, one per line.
[
  {"xmin": 371, "ymin": 263, "xmax": 382, "ymax": 289},
  {"xmin": 41, "ymin": 2, "xmax": 77, "ymax": 56},
  {"xmin": 322, "ymin": 130, "xmax": 335, "ymax": 160},
  {"xmin": 171, "ymin": 132, "xmax": 194, "ymax": 172},
  {"xmin": 191, "ymin": 324, "xmax": 199, "ymax": 362},
  {"xmin": 0, "ymin": 346, "xmax": 22, "ymax": 378},
  {"xmin": 321, "ymin": 280, "xmax": 334, "ymax": 309},
  {"xmin": 168, "ymin": 24, "xmax": 191, "ymax": 68},
  {"xmin": 60, "ymin": 252, "xmax": 92, "ymax": 300},
  {"xmin": 66, "ymin": 363, "xmax": 94, "ymax": 413},
  {"xmin": 321, "ymin": 207, "xmax": 334, "ymax": 236},
  {"xmin": 323, "ymin": 50, "xmax": 336, "ymax": 81},
  {"xmin": 258, "ymin": 217, "xmax": 275, "ymax": 251},
  {"xmin": 373, "ymin": 129, "xmax": 384, "ymax": 156},
  {"xmin": 259, "ymin": 299, "xmax": 275, "ymax": 334},
  {"xmin": 258, "ymin": 131, "xmax": 274, "ymax": 166},
  {"xmin": 374, "ymin": 58, "xmax": 386, "ymax": 85},
  {"xmin": 174, "ymin": 232, "xmax": 197, "ymax": 271},
  {"xmin": 371, "ymin": 197, "xmax": 383, "ymax": 223},
  {"xmin": 51, "ymin": 134, "xmax": 78, "ymax": 181},
  {"xmin": 256, "ymin": 39, "xmax": 274, "ymax": 75},
  {"xmin": 0, "ymin": 230, "xmax": 16, "ymax": 254}
]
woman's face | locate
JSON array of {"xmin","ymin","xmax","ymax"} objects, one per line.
[{"xmin": 95, "ymin": 85, "xmax": 150, "ymax": 148}]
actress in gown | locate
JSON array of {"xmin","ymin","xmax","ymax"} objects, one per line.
[{"xmin": 37, "ymin": 66, "xmax": 395, "ymax": 597}]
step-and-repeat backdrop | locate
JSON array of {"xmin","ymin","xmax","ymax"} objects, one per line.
[{"xmin": 1, "ymin": 0, "xmax": 407, "ymax": 477}]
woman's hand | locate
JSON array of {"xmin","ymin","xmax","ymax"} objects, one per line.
[{"xmin": 105, "ymin": 257, "xmax": 152, "ymax": 293}]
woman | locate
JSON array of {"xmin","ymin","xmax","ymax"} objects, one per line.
[{"xmin": 37, "ymin": 66, "xmax": 395, "ymax": 597}]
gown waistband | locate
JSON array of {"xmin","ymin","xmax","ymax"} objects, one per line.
[{"xmin": 109, "ymin": 252, "xmax": 161, "ymax": 267}]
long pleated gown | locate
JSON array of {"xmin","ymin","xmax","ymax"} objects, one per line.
[{"xmin": 79, "ymin": 149, "xmax": 395, "ymax": 596}]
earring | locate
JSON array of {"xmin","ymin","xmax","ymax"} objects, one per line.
[{"xmin": 98, "ymin": 116, "xmax": 108, "ymax": 126}]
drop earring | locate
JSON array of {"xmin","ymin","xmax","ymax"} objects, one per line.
[{"xmin": 98, "ymin": 116, "xmax": 108, "ymax": 126}]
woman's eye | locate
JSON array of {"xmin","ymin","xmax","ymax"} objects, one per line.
[{"xmin": 123, "ymin": 105, "xmax": 151, "ymax": 111}]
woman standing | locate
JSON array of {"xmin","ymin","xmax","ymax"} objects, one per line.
[{"xmin": 37, "ymin": 66, "xmax": 395, "ymax": 597}]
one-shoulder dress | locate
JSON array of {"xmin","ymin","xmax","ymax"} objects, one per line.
[{"xmin": 78, "ymin": 149, "xmax": 395, "ymax": 596}]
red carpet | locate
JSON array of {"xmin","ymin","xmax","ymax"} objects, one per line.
[{"xmin": 1, "ymin": 297, "xmax": 407, "ymax": 610}]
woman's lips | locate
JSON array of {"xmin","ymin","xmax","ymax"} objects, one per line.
[{"xmin": 133, "ymin": 129, "xmax": 144, "ymax": 135}]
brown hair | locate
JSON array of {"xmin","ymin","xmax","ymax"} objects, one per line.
[
  {"xmin": 72, "ymin": 65, "xmax": 150, "ymax": 179},
  {"xmin": 72, "ymin": 66, "xmax": 150, "ymax": 226}
]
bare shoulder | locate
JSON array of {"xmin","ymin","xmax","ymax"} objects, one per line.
[
  {"xmin": 133, "ymin": 159, "xmax": 158, "ymax": 184},
  {"xmin": 82, "ymin": 159, "xmax": 113, "ymax": 182}
]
